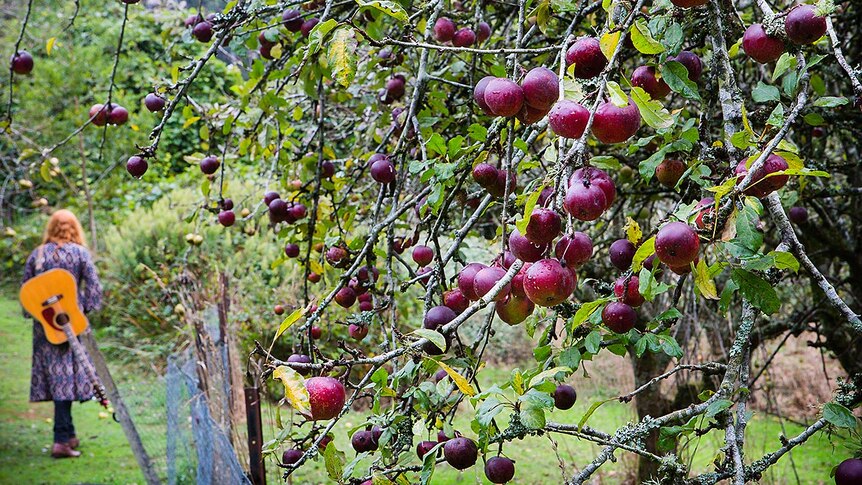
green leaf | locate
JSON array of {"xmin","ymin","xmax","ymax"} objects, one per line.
[
  {"xmin": 731, "ymin": 269, "xmax": 780, "ymax": 314},
  {"xmin": 630, "ymin": 20, "xmax": 664, "ymax": 54},
  {"xmin": 572, "ymin": 299, "xmax": 609, "ymax": 327},
  {"xmin": 306, "ymin": 19, "xmax": 338, "ymax": 55},
  {"xmin": 355, "ymin": 0, "xmax": 408, "ymax": 22},
  {"xmin": 427, "ymin": 133, "xmax": 446, "ymax": 157},
  {"xmin": 584, "ymin": 330, "xmax": 602, "ymax": 354},
  {"xmin": 630, "ymin": 87, "xmax": 673, "ymax": 129},
  {"xmin": 528, "ymin": 366, "xmax": 571, "ymax": 388},
  {"xmin": 766, "ymin": 103, "xmax": 785, "ymax": 127},
  {"xmin": 326, "ymin": 27, "xmax": 358, "ymax": 87},
  {"xmin": 661, "ymin": 61, "xmax": 701, "ymax": 101},
  {"xmin": 803, "ymin": 112, "xmax": 825, "ymax": 126},
  {"xmin": 705, "ymin": 399, "xmax": 733, "ymax": 418},
  {"xmin": 632, "ymin": 236, "xmax": 656, "ymax": 272},
  {"xmin": 322, "ymin": 441, "xmax": 345, "ymax": 481},
  {"xmin": 607, "ymin": 81, "xmax": 628, "ymax": 108},
  {"xmin": 772, "ymin": 53, "xmax": 797, "ymax": 81},
  {"xmin": 275, "ymin": 307, "xmax": 306, "ymax": 340},
  {"xmin": 516, "ymin": 185, "xmax": 545, "ymax": 234},
  {"xmin": 413, "ymin": 328, "xmax": 446, "ymax": 352},
  {"xmin": 822, "ymin": 402, "xmax": 857, "ymax": 428},
  {"xmin": 752, "ymin": 81, "xmax": 781, "ymax": 103},
  {"xmin": 558, "ymin": 347, "xmax": 581, "ymax": 370},
  {"xmin": 735, "ymin": 205, "xmax": 763, "ymax": 252},
  {"xmin": 419, "ymin": 442, "xmax": 444, "ymax": 484},
  {"xmin": 475, "ymin": 397, "xmax": 503, "ymax": 428},
  {"xmin": 577, "ymin": 398, "xmax": 613, "ymax": 430},
  {"xmin": 768, "ymin": 251, "xmax": 799, "ymax": 272},
  {"xmin": 812, "ymin": 96, "xmax": 848, "ymax": 108},
  {"xmin": 519, "ymin": 404, "xmax": 546, "ymax": 429}
]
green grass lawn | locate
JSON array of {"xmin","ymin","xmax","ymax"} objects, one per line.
[{"xmin": 0, "ymin": 288, "xmax": 849, "ymax": 484}]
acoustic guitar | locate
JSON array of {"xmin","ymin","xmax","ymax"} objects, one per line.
[{"xmin": 20, "ymin": 268, "xmax": 110, "ymax": 409}]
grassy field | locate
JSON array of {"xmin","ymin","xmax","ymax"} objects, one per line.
[{"xmin": 0, "ymin": 289, "xmax": 848, "ymax": 484}]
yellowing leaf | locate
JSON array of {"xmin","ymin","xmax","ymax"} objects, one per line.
[
  {"xmin": 309, "ymin": 259, "xmax": 325, "ymax": 275},
  {"xmin": 272, "ymin": 366, "xmax": 312, "ymax": 417},
  {"xmin": 46, "ymin": 38, "xmax": 57, "ymax": 55},
  {"xmin": 275, "ymin": 307, "xmax": 306, "ymax": 340},
  {"xmin": 182, "ymin": 116, "xmax": 200, "ymax": 129},
  {"xmin": 694, "ymin": 260, "xmax": 719, "ymax": 300},
  {"xmin": 600, "ymin": 31, "xmax": 622, "ymax": 62},
  {"xmin": 326, "ymin": 27, "xmax": 358, "ymax": 87},
  {"xmin": 434, "ymin": 360, "xmax": 475, "ymax": 396},
  {"xmin": 624, "ymin": 217, "xmax": 642, "ymax": 245}
]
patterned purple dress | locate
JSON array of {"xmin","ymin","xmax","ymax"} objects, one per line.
[{"xmin": 22, "ymin": 242, "xmax": 103, "ymax": 402}]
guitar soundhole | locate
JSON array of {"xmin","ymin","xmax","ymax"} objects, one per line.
[{"xmin": 56, "ymin": 313, "xmax": 70, "ymax": 325}]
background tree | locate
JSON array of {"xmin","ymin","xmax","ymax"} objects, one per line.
[{"xmin": 3, "ymin": 0, "xmax": 862, "ymax": 483}]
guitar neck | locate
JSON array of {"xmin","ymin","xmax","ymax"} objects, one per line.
[{"xmin": 60, "ymin": 325, "xmax": 109, "ymax": 408}]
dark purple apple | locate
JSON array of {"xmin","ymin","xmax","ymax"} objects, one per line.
[
  {"xmin": 554, "ymin": 232, "xmax": 593, "ymax": 268},
  {"xmin": 473, "ymin": 266, "xmax": 510, "ymax": 302},
  {"xmin": 523, "ymin": 258, "xmax": 577, "ymax": 307},
  {"xmin": 521, "ymin": 67, "xmax": 559, "ymax": 111},
  {"xmin": 218, "ymin": 210, "xmax": 235, "ymax": 227},
  {"xmin": 434, "ymin": 17, "xmax": 456, "ymax": 42},
  {"xmin": 483, "ymin": 78, "xmax": 524, "ymax": 118},
  {"xmin": 282, "ymin": 9, "xmax": 303, "ymax": 32},
  {"xmin": 549, "ymin": 100, "xmax": 589, "ymax": 139},
  {"xmin": 591, "ymin": 98, "xmax": 641, "ymax": 144},
  {"xmin": 525, "ymin": 207, "xmax": 562, "ymax": 245},
  {"xmin": 784, "ymin": 5, "xmax": 827, "ymax": 45},
  {"xmin": 509, "ymin": 228, "xmax": 548, "ymax": 263},
  {"xmin": 10, "ymin": 51, "xmax": 34, "ymax": 75},
  {"xmin": 553, "ymin": 384, "xmax": 577, "ymax": 409},
  {"xmin": 743, "ymin": 24, "xmax": 784, "ymax": 64},
  {"xmin": 452, "ymin": 28, "xmax": 476, "ymax": 47},
  {"xmin": 609, "ymin": 239, "xmax": 636, "ymax": 270},
  {"xmin": 670, "ymin": 50, "xmax": 703, "ymax": 81},
  {"xmin": 192, "ymin": 21, "xmax": 214, "ymax": 42},
  {"xmin": 631, "ymin": 66, "xmax": 670, "ymax": 100},
  {"xmin": 602, "ymin": 302, "xmax": 637, "ymax": 333},
  {"xmin": 443, "ymin": 437, "xmax": 478, "ymax": 470},
  {"xmin": 734, "ymin": 154, "xmax": 789, "ymax": 198},
  {"xmin": 566, "ymin": 37, "xmax": 607, "ymax": 79},
  {"xmin": 655, "ymin": 221, "xmax": 700, "ymax": 267},
  {"xmin": 126, "ymin": 156, "xmax": 148, "ymax": 178},
  {"xmin": 200, "ymin": 155, "xmax": 220, "ymax": 175},
  {"xmin": 485, "ymin": 456, "xmax": 516, "ymax": 484}
]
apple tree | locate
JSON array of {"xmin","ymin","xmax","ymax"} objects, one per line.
[{"xmin": 5, "ymin": 0, "xmax": 862, "ymax": 483}]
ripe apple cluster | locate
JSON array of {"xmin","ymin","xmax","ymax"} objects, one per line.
[
  {"xmin": 433, "ymin": 17, "xmax": 491, "ymax": 47},
  {"xmin": 743, "ymin": 5, "xmax": 827, "ymax": 64}
]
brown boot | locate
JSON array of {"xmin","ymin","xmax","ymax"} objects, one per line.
[
  {"xmin": 68, "ymin": 437, "xmax": 80, "ymax": 449},
  {"xmin": 51, "ymin": 442, "xmax": 81, "ymax": 458}
]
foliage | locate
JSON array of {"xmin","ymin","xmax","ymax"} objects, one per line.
[{"xmin": 3, "ymin": 0, "xmax": 862, "ymax": 483}]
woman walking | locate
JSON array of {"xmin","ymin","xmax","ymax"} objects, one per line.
[{"xmin": 21, "ymin": 209, "xmax": 103, "ymax": 458}]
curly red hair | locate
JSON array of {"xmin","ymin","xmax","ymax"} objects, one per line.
[{"xmin": 42, "ymin": 209, "xmax": 87, "ymax": 247}]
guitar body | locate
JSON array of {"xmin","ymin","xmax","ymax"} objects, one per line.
[
  {"xmin": 20, "ymin": 268, "xmax": 109, "ymax": 408},
  {"xmin": 20, "ymin": 269, "xmax": 88, "ymax": 344}
]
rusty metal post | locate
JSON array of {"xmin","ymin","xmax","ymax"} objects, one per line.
[{"xmin": 245, "ymin": 387, "xmax": 266, "ymax": 485}]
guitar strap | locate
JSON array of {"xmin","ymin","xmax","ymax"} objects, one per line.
[{"xmin": 35, "ymin": 244, "xmax": 45, "ymax": 273}]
